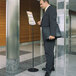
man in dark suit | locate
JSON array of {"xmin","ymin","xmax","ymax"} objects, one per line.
[{"xmin": 37, "ymin": 0, "xmax": 57, "ymax": 76}]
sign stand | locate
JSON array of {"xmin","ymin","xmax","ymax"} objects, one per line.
[
  {"xmin": 28, "ymin": 26, "xmax": 39, "ymax": 72},
  {"xmin": 26, "ymin": 11, "xmax": 39, "ymax": 72}
]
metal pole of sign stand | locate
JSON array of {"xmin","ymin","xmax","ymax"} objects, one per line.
[{"xmin": 28, "ymin": 25, "xmax": 39, "ymax": 72}]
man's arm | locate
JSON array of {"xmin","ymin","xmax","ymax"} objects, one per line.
[{"xmin": 49, "ymin": 7, "xmax": 57, "ymax": 40}]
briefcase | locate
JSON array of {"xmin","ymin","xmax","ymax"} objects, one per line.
[
  {"xmin": 55, "ymin": 24, "xmax": 62, "ymax": 38},
  {"xmin": 42, "ymin": 25, "xmax": 62, "ymax": 40}
]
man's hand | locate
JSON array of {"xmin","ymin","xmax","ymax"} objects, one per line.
[
  {"xmin": 49, "ymin": 36, "xmax": 55, "ymax": 40},
  {"xmin": 37, "ymin": 21, "xmax": 41, "ymax": 25}
]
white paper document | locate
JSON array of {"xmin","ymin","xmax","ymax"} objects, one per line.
[{"xmin": 26, "ymin": 11, "xmax": 36, "ymax": 25}]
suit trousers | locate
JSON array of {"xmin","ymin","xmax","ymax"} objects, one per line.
[{"xmin": 44, "ymin": 39, "xmax": 55, "ymax": 73}]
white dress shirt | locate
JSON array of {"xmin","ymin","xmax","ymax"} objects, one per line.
[{"xmin": 45, "ymin": 5, "xmax": 50, "ymax": 12}]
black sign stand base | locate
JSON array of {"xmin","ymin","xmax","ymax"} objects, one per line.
[
  {"xmin": 28, "ymin": 68, "xmax": 39, "ymax": 72},
  {"xmin": 28, "ymin": 26, "xmax": 39, "ymax": 72}
]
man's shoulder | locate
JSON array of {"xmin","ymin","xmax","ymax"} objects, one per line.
[
  {"xmin": 49, "ymin": 5, "xmax": 56, "ymax": 10},
  {"xmin": 48, "ymin": 5, "xmax": 56, "ymax": 13}
]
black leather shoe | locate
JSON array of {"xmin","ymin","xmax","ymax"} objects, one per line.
[
  {"xmin": 45, "ymin": 72, "xmax": 50, "ymax": 76},
  {"xmin": 42, "ymin": 67, "xmax": 55, "ymax": 71},
  {"xmin": 51, "ymin": 67, "xmax": 55, "ymax": 71}
]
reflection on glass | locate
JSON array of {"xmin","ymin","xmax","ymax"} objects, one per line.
[{"xmin": 58, "ymin": 2, "xmax": 64, "ymax": 9}]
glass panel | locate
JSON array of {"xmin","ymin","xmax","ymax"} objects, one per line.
[
  {"xmin": 58, "ymin": 2, "xmax": 64, "ymax": 9},
  {"xmin": 57, "ymin": 0, "xmax": 69, "ymax": 58},
  {"xmin": 56, "ymin": 0, "xmax": 69, "ymax": 76},
  {"xmin": 64, "ymin": 0, "xmax": 69, "ymax": 54},
  {"xmin": 57, "ymin": 0, "xmax": 65, "ymax": 58}
]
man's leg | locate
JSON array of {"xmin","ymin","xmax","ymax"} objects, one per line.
[{"xmin": 44, "ymin": 39, "xmax": 55, "ymax": 73}]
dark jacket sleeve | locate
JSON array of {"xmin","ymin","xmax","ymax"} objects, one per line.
[{"xmin": 49, "ymin": 7, "xmax": 57, "ymax": 36}]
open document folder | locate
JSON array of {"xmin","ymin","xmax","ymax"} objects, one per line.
[{"xmin": 26, "ymin": 11, "xmax": 36, "ymax": 25}]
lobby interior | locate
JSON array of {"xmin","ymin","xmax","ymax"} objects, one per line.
[{"xmin": 0, "ymin": 0, "xmax": 76, "ymax": 76}]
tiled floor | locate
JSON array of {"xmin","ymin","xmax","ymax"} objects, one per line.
[
  {"xmin": 0, "ymin": 42, "xmax": 76, "ymax": 76},
  {"xmin": 16, "ymin": 54, "xmax": 76, "ymax": 76},
  {"xmin": 0, "ymin": 42, "xmax": 44, "ymax": 69}
]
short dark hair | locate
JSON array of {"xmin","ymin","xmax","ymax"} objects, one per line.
[{"xmin": 43, "ymin": 0, "xmax": 49, "ymax": 3}]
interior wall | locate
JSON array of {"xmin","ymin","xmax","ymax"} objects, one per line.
[
  {"xmin": 71, "ymin": 14, "xmax": 76, "ymax": 35},
  {"xmin": 69, "ymin": 10, "xmax": 76, "ymax": 52},
  {"xmin": 20, "ymin": 0, "xmax": 40, "ymax": 43},
  {"xmin": 0, "ymin": 0, "xmax": 6, "ymax": 46},
  {"xmin": 70, "ymin": 11, "xmax": 76, "ymax": 35},
  {"xmin": 0, "ymin": 0, "xmax": 40, "ymax": 46}
]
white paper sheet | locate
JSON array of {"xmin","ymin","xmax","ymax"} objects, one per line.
[{"xmin": 26, "ymin": 11, "xmax": 36, "ymax": 25}]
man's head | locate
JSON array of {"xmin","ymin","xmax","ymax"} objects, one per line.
[{"xmin": 40, "ymin": 0, "xmax": 49, "ymax": 9}]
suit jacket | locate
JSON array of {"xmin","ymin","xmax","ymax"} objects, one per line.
[{"xmin": 41, "ymin": 5, "xmax": 59, "ymax": 40}]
